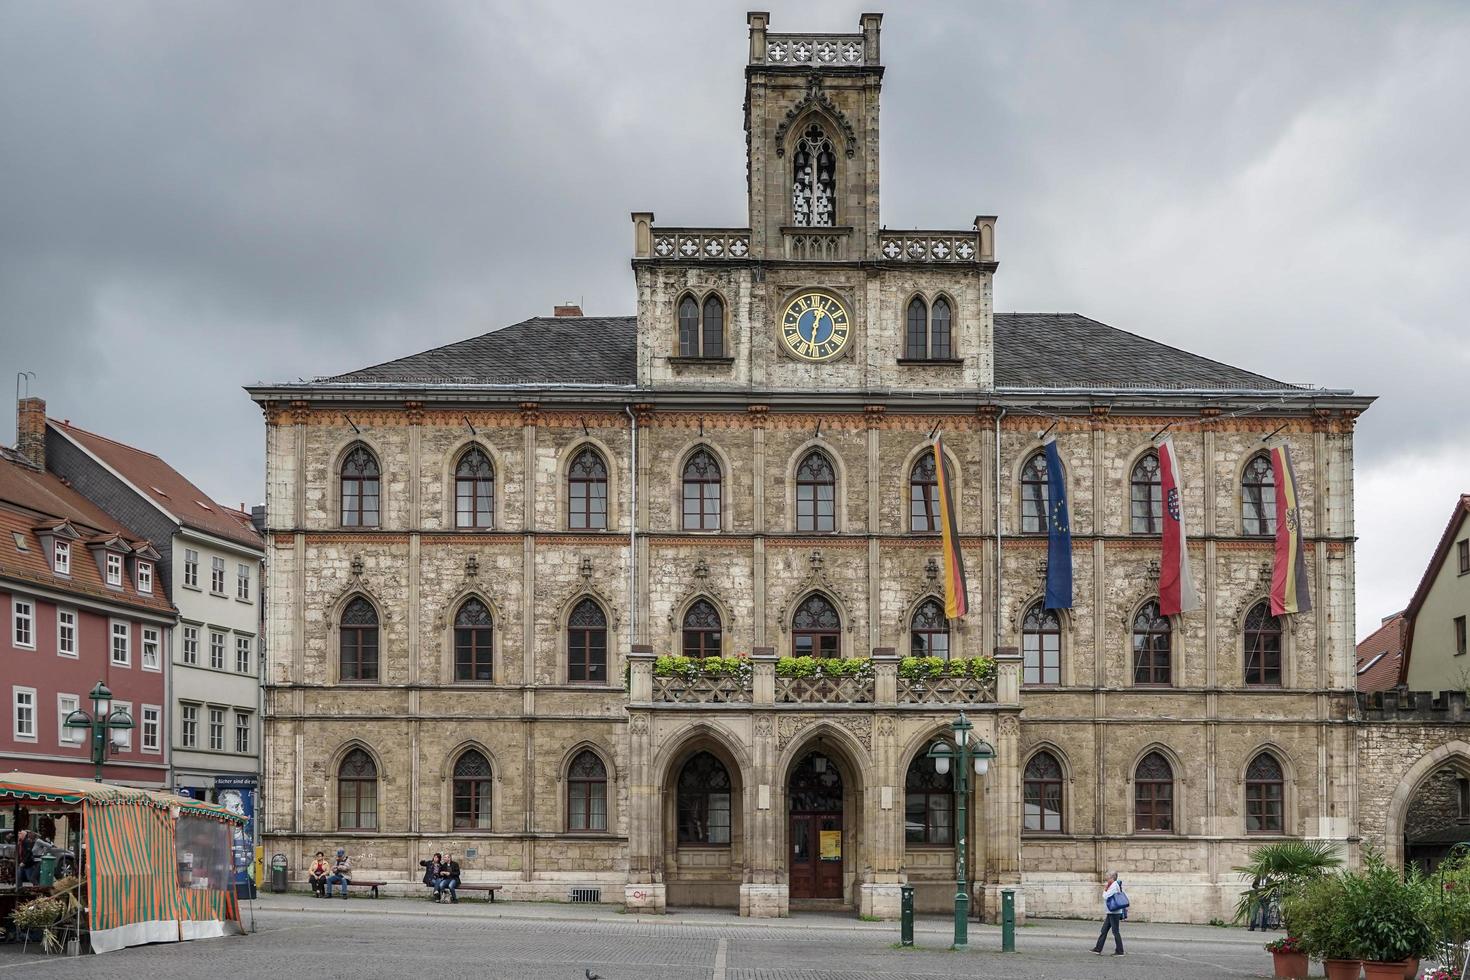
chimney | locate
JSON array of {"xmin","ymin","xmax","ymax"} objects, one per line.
[
  {"xmin": 250, "ymin": 504, "xmax": 267, "ymax": 534},
  {"xmin": 553, "ymin": 304, "xmax": 583, "ymax": 318},
  {"xmin": 15, "ymin": 397, "xmax": 45, "ymax": 471}
]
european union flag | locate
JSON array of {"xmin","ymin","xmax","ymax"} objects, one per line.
[{"xmin": 1043, "ymin": 437, "xmax": 1072, "ymax": 610}]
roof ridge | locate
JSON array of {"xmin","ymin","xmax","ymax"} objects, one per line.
[{"xmin": 51, "ymin": 419, "xmax": 166, "ymax": 462}]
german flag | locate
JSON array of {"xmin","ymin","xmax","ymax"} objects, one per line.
[
  {"xmin": 934, "ymin": 434, "xmax": 969, "ymax": 619},
  {"xmin": 1270, "ymin": 444, "xmax": 1312, "ymax": 616}
]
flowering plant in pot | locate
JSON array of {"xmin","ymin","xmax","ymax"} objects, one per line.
[{"xmin": 1264, "ymin": 935, "xmax": 1309, "ymax": 979}]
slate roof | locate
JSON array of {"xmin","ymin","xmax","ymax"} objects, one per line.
[
  {"xmin": 51, "ymin": 421, "xmax": 263, "ymax": 551},
  {"xmin": 320, "ymin": 313, "xmax": 1298, "ymax": 392}
]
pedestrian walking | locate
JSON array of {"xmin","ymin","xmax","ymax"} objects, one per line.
[
  {"xmin": 1091, "ymin": 871, "xmax": 1127, "ymax": 956},
  {"xmin": 326, "ymin": 848, "xmax": 353, "ymax": 898}
]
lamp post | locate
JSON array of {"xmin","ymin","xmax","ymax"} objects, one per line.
[
  {"xmin": 63, "ymin": 682, "xmax": 134, "ymax": 783},
  {"xmin": 926, "ymin": 711, "xmax": 995, "ymax": 951}
]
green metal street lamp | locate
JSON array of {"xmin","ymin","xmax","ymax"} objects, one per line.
[
  {"xmin": 63, "ymin": 682, "xmax": 134, "ymax": 783},
  {"xmin": 926, "ymin": 711, "xmax": 995, "ymax": 951}
]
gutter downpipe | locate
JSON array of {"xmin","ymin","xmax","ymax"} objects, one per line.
[
  {"xmin": 625, "ymin": 406, "xmax": 638, "ymax": 650},
  {"xmin": 994, "ymin": 407, "xmax": 1006, "ymax": 656}
]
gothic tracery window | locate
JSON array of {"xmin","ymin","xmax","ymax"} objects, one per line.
[
  {"xmin": 792, "ymin": 124, "xmax": 836, "ymax": 227},
  {"xmin": 678, "ymin": 295, "xmax": 700, "ymax": 356},
  {"xmin": 904, "ymin": 296, "xmax": 954, "ymax": 360},
  {"xmin": 792, "ymin": 593, "xmax": 841, "ymax": 659},
  {"xmin": 1245, "ymin": 752, "xmax": 1285, "ymax": 834},
  {"xmin": 1130, "ymin": 452, "xmax": 1162, "ymax": 535},
  {"xmin": 682, "ymin": 449, "xmax": 722, "ymax": 531},
  {"xmin": 904, "ymin": 755, "xmax": 953, "ymax": 845},
  {"xmin": 340, "ymin": 444, "xmax": 380, "ymax": 528},
  {"xmin": 454, "ymin": 597, "xmax": 494, "ymax": 682},
  {"xmin": 567, "ymin": 598, "xmax": 608, "ymax": 684},
  {"xmin": 1133, "ymin": 751, "xmax": 1174, "ymax": 834},
  {"xmin": 1022, "ymin": 603, "xmax": 1061, "ymax": 686},
  {"xmin": 1132, "ymin": 600, "xmax": 1172, "ymax": 686},
  {"xmin": 452, "ymin": 749, "xmax": 493, "ymax": 830},
  {"xmin": 910, "ymin": 598, "xmax": 949, "ymax": 659},
  {"xmin": 568, "ymin": 447, "xmax": 608, "ymax": 531},
  {"xmin": 567, "ymin": 750, "xmax": 608, "ymax": 832},
  {"xmin": 1243, "ymin": 601, "xmax": 1283, "ymax": 687},
  {"xmin": 1023, "ymin": 751, "xmax": 1064, "ymax": 832},
  {"xmin": 337, "ymin": 748, "xmax": 378, "ymax": 830},
  {"xmin": 681, "ymin": 599, "xmax": 723, "ymax": 658},
  {"xmin": 1242, "ymin": 454, "xmax": 1277, "ymax": 537},
  {"xmin": 455, "ymin": 448, "xmax": 495, "ymax": 529},
  {"xmin": 677, "ymin": 294, "xmax": 725, "ymax": 358},
  {"xmin": 339, "ymin": 596, "xmax": 379, "ymax": 682},
  {"xmin": 910, "ymin": 452, "xmax": 939, "ymax": 532},
  {"xmin": 1020, "ymin": 452, "xmax": 1050, "ymax": 534},
  {"xmin": 796, "ymin": 450, "xmax": 836, "ymax": 532},
  {"xmin": 676, "ymin": 751, "xmax": 732, "ymax": 845}
]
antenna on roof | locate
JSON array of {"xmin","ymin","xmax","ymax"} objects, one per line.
[{"xmin": 16, "ymin": 371, "xmax": 36, "ymax": 403}]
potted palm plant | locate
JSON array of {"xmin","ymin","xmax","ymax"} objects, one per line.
[{"xmin": 1236, "ymin": 840, "xmax": 1343, "ymax": 978}]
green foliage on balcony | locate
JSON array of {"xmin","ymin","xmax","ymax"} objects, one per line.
[{"xmin": 897, "ymin": 655, "xmax": 996, "ymax": 682}]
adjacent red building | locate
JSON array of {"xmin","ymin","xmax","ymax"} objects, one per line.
[{"xmin": 0, "ymin": 399, "xmax": 177, "ymax": 786}]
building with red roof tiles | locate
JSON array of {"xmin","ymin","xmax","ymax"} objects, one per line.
[
  {"xmin": 1355, "ymin": 612, "xmax": 1405, "ymax": 693},
  {"xmin": 1398, "ymin": 495, "xmax": 1470, "ymax": 693}
]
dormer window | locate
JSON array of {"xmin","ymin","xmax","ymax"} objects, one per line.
[
  {"xmin": 54, "ymin": 540, "xmax": 70, "ymax": 575},
  {"xmin": 105, "ymin": 552, "xmax": 123, "ymax": 586},
  {"xmin": 137, "ymin": 561, "xmax": 153, "ymax": 594},
  {"xmin": 791, "ymin": 123, "xmax": 836, "ymax": 227}
]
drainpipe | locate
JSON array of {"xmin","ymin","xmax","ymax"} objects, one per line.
[
  {"xmin": 625, "ymin": 406, "xmax": 638, "ymax": 649},
  {"xmin": 994, "ymin": 407, "xmax": 1006, "ymax": 655}
]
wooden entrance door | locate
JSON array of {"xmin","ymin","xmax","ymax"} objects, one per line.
[{"xmin": 788, "ymin": 752, "xmax": 844, "ymax": 901}]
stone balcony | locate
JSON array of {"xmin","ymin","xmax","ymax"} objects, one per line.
[
  {"xmin": 629, "ymin": 215, "xmax": 997, "ymax": 266},
  {"xmin": 628, "ymin": 646, "xmax": 1018, "ymax": 711}
]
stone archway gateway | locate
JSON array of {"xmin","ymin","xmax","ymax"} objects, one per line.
[{"xmin": 788, "ymin": 751, "xmax": 845, "ymax": 900}]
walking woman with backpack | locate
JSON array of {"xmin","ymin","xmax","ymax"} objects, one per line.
[{"xmin": 1092, "ymin": 871, "xmax": 1128, "ymax": 956}]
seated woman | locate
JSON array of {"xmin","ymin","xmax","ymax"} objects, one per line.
[
  {"xmin": 307, "ymin": 851, "xmax": 331, "ymax": 898},
  {"xmin": 419, "ymin": 853, "xmax": 443, "ymax": 899}
]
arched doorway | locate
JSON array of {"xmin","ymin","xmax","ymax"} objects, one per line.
[
  {"xmin": 1404, "ymin": 761, "xmax": 1470, "ymax": 873},
  {"xmin": 788, "ymin": 751, "xmax": 845, "ymax": 900}
]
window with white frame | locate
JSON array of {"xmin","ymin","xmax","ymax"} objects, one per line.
[
  {"xmin": 237, "ymin": 563, "xmax": 250, "ymax": 600},
  {"xmin": 54, "ymin": 540, "xmax": 70, "ymax": 574},
  {"xmin": 183, "ymin": 549, "xmax": 199, "ymax": 588},
  {"xmin": 106, "ymin": 552, "xmax": 123, "ymax": 586},
  {"xmin": 137, "ymin": 561, "xmax": 153, "ymax": 594},
  {"xmin": 57, "ymin": 608, "xmax": 77, "ymax": 657},
  {"xmin": 12, "ymin": 598, "xmax": 34, "ymax": 648},
  {"xmin": 208, "ymin": 707, "xmax": 224, "ymax": 750},
  {"xmin": 111, "ymin": 621, "xmax": 130, "ymax": 665},
  {"xmin": 235, "ymin": 635, "xmax": 251, "ymax": 674},
  {"xmin": 141, "ymin": 705, "xmax": 160, "ymax": 752},
  {"xmin": 13, "ymin": 688, "xmax": 36, "ymax": 740},
  {"xmin": 181, "ymin": 703, "xmax": 198, "ymax": 747},
  {"xmin": 142, "ymin": 626, "xmax": 160, "ymax": 670},
  {"xmin": 58, "ymin": 693, "xmax": 82, "ymax": 744},
  {"xmin": 182, "ymin": 625, "xmax": 199, "ymax": 665},
  {"xmin": 209, "ymin": 630, "xmax": 225, "ymax": 670},
  {"xmin": 211, "ymin": 557, "xmax": 225, "ymax": 594},
  {"xmin": 112, "ymin": 700, "xmax": 132, "ymax": 749},
  {"xmin": 235, "ymin": 711, "xmax": 251, "ymax": 753}
]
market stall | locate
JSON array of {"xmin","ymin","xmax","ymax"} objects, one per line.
[{"xmin": 1, "ymin": 772, "xmax": 246, "ymax": 954}]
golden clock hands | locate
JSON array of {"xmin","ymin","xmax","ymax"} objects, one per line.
[{"xmin": 809, "ymin": 308, "xmax": 827, "ymax": 339}]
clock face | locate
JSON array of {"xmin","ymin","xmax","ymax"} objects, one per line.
[{"xmin": 780, "ymin": 291, "xmax": 852, "ymax": 362}]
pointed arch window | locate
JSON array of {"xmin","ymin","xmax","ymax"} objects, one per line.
[
  {"xmin": 340, "ymin": 445, "xmax": 380, "ymax": 528},
  {"xmin": 1023, "ymin": 751, "xmax": 1064, "ymax": 832},
  {"xmin": 905, "ymin": 297, "xmax": 928, "ymax": 360},
  {"xmin": 452, "ymin": 750, "xmax": 493, "ymax": 830},
  {"xmin": 339, "ymin": 597, "xmax": 379, "ymax": 682},
  {"xmin": 568, "ymin": 447, "xmax": 608, "ymax": 530},
  {"xmin": 1022, "ymin": 604, "xmax": 1061, "ymax": 686},
  {"xmin": 682, "ymin": 449, "xmax": 722, "ymax": 531},
  {"xmin": 567, "ymin": 599, "xmax": 608, "ymax": 684},
  {"xmin": 681, "ymin": 599, "xmax": 722, "ymax": 658},
  {"xmin": 1245, "ymin": 752, "xmax": 1285, "ymax": 834},
  {"xmin": 930, "ymin": 297, "xmax": 952, "ymax": 359},
  {"xmin": 1131, "ymin": 601, "xmax": 1171, "ymax": 686},
  {"xmin": 567, "ymin": 750, "xmax": 608, "ymax": 832},
  {"xmin": 1020, "ymin": 452, "xmax": 1050, "ymax": 534},
  {"xmin": 1133, "ymin": 751, "xmax": 1174, "ymax": 834},
  {"xmin": 909, "ymin": 453, "xmax": 939, "ymax": 532},
  {"xmin": 795, "ymin": 450, "xmax": 836, "ymax": 532},
  {"xmin": 1130, "ymin": 452, "xmax": 1162, "ymax": 535},
  {"xmin": 1243, "ymin": 602, "xmax": 1283, "ymax": 687},
  {"xmin": 791, "ymin": 123, "xmax": 836, "ymax": 228},
  {"xmin": 910, "ymin": 599, "xmax": 950, "ymax": 659},
  {"xmin": 792, "ymin": 593, "xmax": 840, "ymax": 659},
  {"xmin": 454, "ymin": 597, "xmax": 494, "ymax": 682},
  {"xmin": 455, "ymin": 448, "xmax": 495, "ymax": 529},
  {"xmin": 904, "ymin": 754, "xmax": 953, "ymax": 845},
  {"xmin": 1242, "ymin": 454, "xmax": 1277, "ymax": 536},
  {"xmin": 337, "ymin": 748, "xmax": 378, "ymax": 830},
  {"xmin": 677, "ymin": 751, "xmax": 732, "ymax": 845},
  {"xmin": 677, "ymin": 295, "xmax": 700, "ymax": 357},
  {"xmin": 903, "ymin": 296, "xmax": 954, "ymax": 360},
  {"xmin": 702, "ymin": 296, "xmax": 725, "ymax": 358}
]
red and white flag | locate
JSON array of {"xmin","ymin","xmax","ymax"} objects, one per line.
[{"xmin": 1157, "ymin": 436, "xmax": 1200, "ymax": 616}]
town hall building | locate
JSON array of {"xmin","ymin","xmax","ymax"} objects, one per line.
[{"xmin": 247, "ymin": 13, "xmax": 1371, "ymax": 921}]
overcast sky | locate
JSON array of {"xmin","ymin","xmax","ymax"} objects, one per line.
[{"xmin": 2, "ymin": 1, "xmax": 1466, "ymax": 638}]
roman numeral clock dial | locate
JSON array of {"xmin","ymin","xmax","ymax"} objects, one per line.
[{"xmin": 780, "ymin": 291, "xmax": 852, "ymax": 362}]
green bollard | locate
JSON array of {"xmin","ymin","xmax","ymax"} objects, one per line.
[
  {"xmin": 900, "ymin": 884, "xmax": 915, "ymax": 947},
  {"xmin": 1001, "ymin": 888, "xmax": 1015, "ymax": 952}
]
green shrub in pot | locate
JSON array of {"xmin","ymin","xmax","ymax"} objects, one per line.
[
  {"xmin": 1345, "ymin": 852, "xmax": 1434, "ymax": 965},
  {"xmin": 1283, "ymin": 873, "xmax": 1355, "ymax": 961}
]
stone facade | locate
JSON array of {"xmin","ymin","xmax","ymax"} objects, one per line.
[{"xmin": 248, "ymin": 13, "xmax": 1371, "ymax": 923}]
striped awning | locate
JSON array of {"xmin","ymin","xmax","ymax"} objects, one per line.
[{"xmin": 0, "ymin": 771, "xmax": 245, "ymax": 823}]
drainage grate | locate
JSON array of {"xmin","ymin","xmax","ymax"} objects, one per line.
[{"xmin": 569, "ymin": 887, "xmax": 601, "ymax": 904}]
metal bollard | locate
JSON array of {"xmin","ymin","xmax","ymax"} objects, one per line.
[
  {"xmin": 1001, "ymin": 888, "xmax": 1016, "ymax": 952},
  {"xmin": 900, "ymin": 884, "xmax": 915, "ymax": 947}
]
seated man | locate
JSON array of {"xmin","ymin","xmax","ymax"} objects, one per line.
[
  {"xmin": 326, "ymin": 848, "xmax": 352, "ymax": 898},
  {"xmin": 307, "ymin": 851, "xmax": 331, "ymax": 898},
  {"xmin": 435, "ymin": 854, "xmax": 461, "ymax": 904}
]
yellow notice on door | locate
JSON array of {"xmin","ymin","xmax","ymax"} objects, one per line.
[{"xmin": 819, "ymin": 830, "xmax": 842, "ymax": 860}]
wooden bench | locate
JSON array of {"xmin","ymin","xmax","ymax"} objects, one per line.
[
  {"xmin": 345, "ymin": 880, "xmax": 386, "ymax": 898},
  {"xmin": 454, "ymin": 884, "xmax": 501, "ymax": 902}
]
